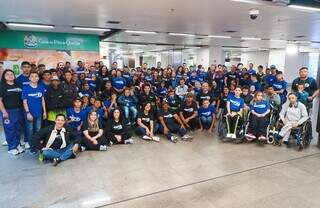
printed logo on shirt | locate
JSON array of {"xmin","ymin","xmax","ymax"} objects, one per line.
[
  {"xmin": 184, "ymin": 108, "xmax": 194, "ymax": 112},
  {"xmin": 201, "ymin": 111, "xmax": 212, "ymax": 116},
  {"xmin": 113, "ymin": 125, "xmax": 123, "ymax": 130},
  {"xmin": 254, "ymin": 104, "xmax": 267, "ymax": 108},
  {"xmin": 163, "ymin": 114, "xmax": 173, "ymax": 118},
  {"xmin": 7, "ymin": 88, "xmax": 22, "ymax": 92},
  {"xmin": 273, "ymin": 84, "xmax": 283, "ymax": 89},
  {"xmin": 142, "ymin": 118, "xmax": 150, "ymax": 122},
  {"xmin": 115, "ymin": 80, "xmax": 124, "ymax": 84},
  {"xmin": 28, "ymin": 92, "xmax": 43, "ymax": 98},
  {"xmin": 200, "ymin": 96, "xmax": 210, "ymax": 100},
  {"xmin": 230, "ymin": 99, "xmax": 240, "ymax": 107},
  {"xmin": 69, "ymin": 115, "xmax": 81, "ymax": 122}
]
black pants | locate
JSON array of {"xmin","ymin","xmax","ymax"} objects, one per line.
[
  {"xmin": 185, "ymin": 117, "xmax": 200, "ymax": 131},
  {"xmin": 248, "ymin": 114, "xmax": 269, "ymax": 137},
  {"xmin": 82, "ymin": 136, "xmax": 109, "ymax": 150},
  {"xmin": 225, "ymin": 114, "xmax": 242, "ymax": 134},
  {"xmin": 108, "ymin": 132, "xmax": 132, "ymax": 144}
]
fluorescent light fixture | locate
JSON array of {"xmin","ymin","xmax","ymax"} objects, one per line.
[
  {"xmin": 125, "ymin": 30, "xmax": 157, "ymax": 34},
  {"xmin": 72, "ymin": 26, "xmax": 110, "ymax": 32},
  {"xmin": 208, "ymin": 35, "xmax": 232, "ymax": 39},
  {"xmin": 286, "ymin": 44, "xmax": 298, "ymax": 54},
  {"xmin": 295, "ymin": 40, "xmax": 311, "ymax": 44},
  {"xmin": 288, "ymin": 5, "xmax": 320, "ymax": 12},
  {"xmin": 7, "ymin": 22, "xmax": 54, "ymax": 29},
  {"xmin": 168, "ymin": 33, "xmax": 195, "ymax": 37},
  {"xmin": 231, "ymin": 0, "xmax": 260, "ymax": 5},
  {"xmin": 241, "ymin": 37, "xmax": 262, "ymax": 41}
]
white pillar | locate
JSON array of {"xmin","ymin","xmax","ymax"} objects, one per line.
[{"xmin": 209, "ymin": 46, "xmax": 224, "ymax": 65}]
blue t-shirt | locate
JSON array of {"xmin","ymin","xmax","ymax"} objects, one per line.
[
  {"xmin": 247, "ymin": 69, "xmax": 256, "ymax": 76},
  {"xmin": 21, "ymin": 84, "xmax": 45, "ymax": 117},
  {"xmin": 16, "ymin": 74, "xmax": 30, "ymax": 87},
  {"xmin": 227, "ymin": 94, "xmax": 244, "ymax": 112},
  {"xmin": 250, "ymin": 100, "xmax": 270, "ymax": 114},
  {"xmin": 249, "ymin": 80, "xmax": 262, "ymax": 91},
  {"xmin": 198, "ymin": 105, "xmax": 215, "ymax": 118},
  {"xmin": 272, "ymin": 80, "xmax": 287, "ymax": 103},
  {"xmin": 112, "ymin": 77, "xmax": 126, "ymax": 90},
  {"xmin": 66, "ymin": 107, "xmax": 86, "ymax": 129},
  {"xmin": 265, "ymin": 74, "xmax": 276, "ymax": 86},
  {"xmin": 39, "ymin": 80, "xmax": 50, "ymax": 92},
  {"xmin": 188, "ymin": 75, "xmax": 200, "ymax": 86},
  {"xmin": 85, "ymin": 106, "xmax": 105, "ymax": 121}
]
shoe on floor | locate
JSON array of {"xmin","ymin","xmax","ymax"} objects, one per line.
[
  {"xmin": 99, "ymin": 145, "xmax": 107, "ymax": 151},
  {"xmin": 142, "ymin": 135, "xmax": 152, "ymax": 140},
  {"xmin": 8, "ymin": 149, "xmax": 19, "ymax": 155},
  {"xmin": 226, "ymin": 133, "xmax": 232, "ymax": 138},
  {"xmin": 231, "ymin": 134, "xmax": 237, "ymax": 139},
  {"xmin": 20, "ymin": 140, "xmax": 26, "ymax": 146},
  {"xmin": 246, "ymin": 133, "xmax": 256, "ymax": 141},
  {"xmin": 17, "ymin": 145, "xmax": 25, "ymax": 154},
  {"xmin": 2, "ymin": 140, "xmax": 8, "ymax": 146},
  {"xmin": 124, "ymin": 138, "xmax": 134, "ymax": 144},
  {"xmin": 181, "ymin": 134, "xmax": 193, "ymax": 141},
  {"xmin": 297, "ymin": 144, "xmax": 304, "ymax": 152},
  {"xmin": 52, "ymin": 158, "xmax": 61, "ymax": 167},
  {"xmin": 258, "ymin": 136, "xmax": 267, "ymax": 141},
  {"xmin": 152, "ymin": 136, "xmax": 160, "ymax": 142},
  {"xmin": 170, "ymin": 136, "xmax": 178, "ymax": 143},
  {"xmin": 24, "ymin": 142, "xmax": 30, "ymax": 149}
]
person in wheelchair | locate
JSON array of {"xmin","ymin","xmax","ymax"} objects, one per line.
[
  {"xmin": 245, "ymin": 91, "xmax": 270, "ymax": 142},
  {"xmin": 225, "ymin": 87, "xmax": 245, "ymax": 140},
  {"xmin": 276, "ymin": 93, "xmax": 309, "ymax": 151}
]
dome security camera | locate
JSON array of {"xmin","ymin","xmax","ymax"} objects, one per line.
[{"xmin": 249, "ymin": 9, "xmax": 259, "ymax": 20}]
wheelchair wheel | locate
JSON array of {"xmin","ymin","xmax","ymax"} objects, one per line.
[{"xmin": 218, "ymin": 117, "xmax": 227, "ymax": 139}]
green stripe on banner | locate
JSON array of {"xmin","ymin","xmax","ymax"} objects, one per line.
[{"xmin": 0, "ymin": 30, "xmax": 100, "ymax": 51}]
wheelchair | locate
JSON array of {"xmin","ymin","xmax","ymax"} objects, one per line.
[
  {"xmin": 272, "ymin": 103, "xmax": 313, "ymax": 151},
  {"xmin": 218, "ymin": 109, "xmax": 246, "ymax": 143},
  {"xmin": 273, "ymin": 119, "xmax": 312, "ymax": 150},
  {"xmin": 266, "ymin": 101, "xmax": 281, "ymax": 145}
]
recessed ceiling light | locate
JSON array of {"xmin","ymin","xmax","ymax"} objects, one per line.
[
  {"xmin": 72, "ymin": 26, "xmax": 110, "ymax": 31},
  {"xmin": 7, "ymin": 22, "xmax": 54, "ymax": 29},
  {"xmin": 286, "ymin": 44, "xmax": 298, "ymax": 54},
  {"xmin": 125, "ymin": 30, "xmax": 157, "ymax": 34},
  {"xmin": 295, "ymin": 40, "xmax": 311, "ymax": 44},
  {"xmin": 241, "ymin": 37, "xmax": 262, "ymax": 41},
  {"xmin": 208, "ymin": 35, "xmax": 232, "ymax": 39},
  {"xmin": 168, "ymin": 33, "xmax": 195, "ymax": 37},
  {"xmin": 288, "ymin": 5, "xmax": 320, "ymax": 12}
]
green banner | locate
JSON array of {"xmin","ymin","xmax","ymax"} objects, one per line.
[{"xmin": 0, "ymin": 30, "xmax": 100, "ymax": 51}]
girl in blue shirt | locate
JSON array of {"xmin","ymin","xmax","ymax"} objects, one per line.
[
  {"xmin": 225, "ymin": 87, "xmax": 244, "ymax": 139},
  {"xmin": 246, "ymin": 91, "xmax": 270, "ymax": 142}
]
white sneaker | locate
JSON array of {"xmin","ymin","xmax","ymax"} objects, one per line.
[
  {"xmin": 142, "ymin": 135, "xmax": 152, "ymax": 140},
  {"xmin": 226, "ymin": 133, "xmax": 232, "ymax": 138},
  {"xmin": 17, "ymin": 145, "xmax": 25, "ymax": 154},
  {"xmin": 24, "ymin": 142, "xmax": 30, "ymax": 149},
  {"xmin": 2, "ymin": 140, "xmax": 8, "ymax": 146},
  {"xmin": 152, "ymin": 136, "xmax": 160, "ymax": 142},
  {"xmin": 181, "ymin": 134, "xmax": 193, "ymax": 141},
  {"xmin": 8, "ymin": 149, "xmax": 19, "ymax": 155},
  {"xmin": 170, "ymin": 136, "xmax": 178, "ymax": 143},
  {"xmin": 124, "ymin": 138, "xmax": 134, "ymax": 144},
  {"xmin": 231, "ymin": 134, "xmax": 237, "ymax": 139},
  {"xmin": 81, "ymin": 146, "xmax": 86, "ymax": 152},
  {"xmin": 99, "ymin": 145, "xmax": 107, "ymax": 151}
]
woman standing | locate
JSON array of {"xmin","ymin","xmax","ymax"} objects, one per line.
[
  {"xmin": 81, "ymin": 111, "xmax": 108, "ymax": 151},
  {"xmin": 0, "ymin": 69, "xmax": 24, "ymax": 155}
]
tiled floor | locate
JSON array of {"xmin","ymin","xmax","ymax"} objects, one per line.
[{"xmin": 0, "ymin": 128, "xmax": 320, "ymax": 208}]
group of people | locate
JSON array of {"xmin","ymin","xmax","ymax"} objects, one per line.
[{"xmin": 0, "ymin": 60, "xmax": 318, "ymax": 166}]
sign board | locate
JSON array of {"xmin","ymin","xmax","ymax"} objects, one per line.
[{"xmin": 0, "ymin": 31, "xmax": 100, "ymax": 51}]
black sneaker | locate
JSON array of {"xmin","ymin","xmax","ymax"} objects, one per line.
[
  {"xmin": 52, "ymin": 158, "xmax": 61, "ymax": 167},
  {"xmin": 283, "ymin": 141, "xmax": 290, "ymax": 148}
]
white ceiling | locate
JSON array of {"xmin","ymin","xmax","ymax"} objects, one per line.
[{"xmin": 2, "ymin": 0, "xmax": 320, "ymax": 51}]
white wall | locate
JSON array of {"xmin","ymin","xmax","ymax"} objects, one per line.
[
  {"xmin": 268, "ymin": 49, "xmax": 286, "ymax": 71},
  {"xmin": 196, "ymin": 47, "xmax": 210, "ymax": 69},
  {"xmin": 284, "ymin": 52, "xmax": 309, "ymax": 83},
  {"xmin": 241, "ymin": 51, "xmax": 269, "ymax": 69}
]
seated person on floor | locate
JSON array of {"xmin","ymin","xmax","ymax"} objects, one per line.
[
  {"xmin": 179, "ymin": 93, "xmax": 199, "ymax": 131},
  {"xmin": 198, "ymin": 99, "xmax": 216, "ymax": 133},
  {"xmin": 31, "ymin": 114, "xmax": 81, "ymax": 166},
  {"xmin": 136, "ymin": 103, "xmax": 160, "ymax": 142}
]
